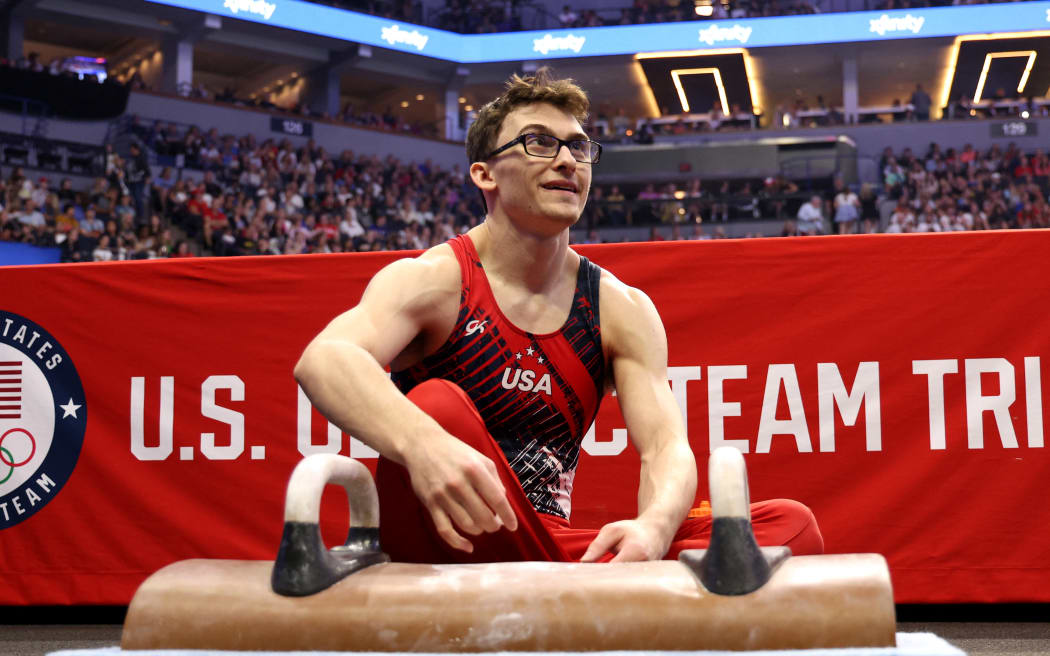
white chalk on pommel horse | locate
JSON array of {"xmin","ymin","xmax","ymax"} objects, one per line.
[{"xmin": 121, "ymin": 447, "xmax": 896, "ymax": 651}]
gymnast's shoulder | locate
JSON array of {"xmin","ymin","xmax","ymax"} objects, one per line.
[
  {"xmin": 362, "ymin": 241, "xmax": 461, "ymax": 312},
  {"xmin": 595, "ymin": 265, "xmax": 660, "ymax": 324},
  {"xmin": 594, "ymin": 265, "xmax": 666, "ymax": 357}
]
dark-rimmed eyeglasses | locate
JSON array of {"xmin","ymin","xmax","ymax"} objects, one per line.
[{"xmin": 484, "ymin": 133, "xmax": 602, "ymax": 164}]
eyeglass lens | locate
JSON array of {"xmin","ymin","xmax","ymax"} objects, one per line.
[{"xmin": 524, "ymin": 135, "xmax": 598, "ymax": 162}]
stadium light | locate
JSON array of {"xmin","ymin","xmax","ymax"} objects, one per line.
[
  {"xmin": 939, "ymin": 31, "xmax": 1050, "ymax": 112},
  {"xmin": 636, "ymin": 48, "xmax": 761, "ymax": 116},
  {"xmin": 972, "ymin": 51, "xmax": 1036, "ymax": 102},
  {"xmin": 671, "ymin": 68, "xmax": 729, "ymax": 114},
  {"xmin": 631, "ymin": 61, "xmax": 660, "ymax": 117}
]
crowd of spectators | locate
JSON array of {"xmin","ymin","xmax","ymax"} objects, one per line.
[
  {"xmin": 775, "ymin": 142, "xmax": 1050, "ymax": 236},
  {"xmin": 872, "ymin": 142, "xmax": 1050, "ymax": 234},
  {"xmin": 0, "ymin": 130, "xmax": 488, "ymax": 262},
  {"xmin": 581, "ymin": 141, "xmax": 1050, "ymax": 238},
  {"xmin": 2, "ymin": 122, "xmax": 1047, "ymax": 262}
]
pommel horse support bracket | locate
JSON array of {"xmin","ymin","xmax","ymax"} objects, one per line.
[{"xmin": 122, "ymin": 449, "xmax": 897, "ymax": 652}]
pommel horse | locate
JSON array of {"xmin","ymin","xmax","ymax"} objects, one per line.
[{"xmin": 121, "ymin": 447, "xmax": 896, "ymax": 651}]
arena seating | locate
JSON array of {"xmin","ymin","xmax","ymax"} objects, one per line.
[{"xmin": 2, "ymin": 121, "xmax": 1047, "ymax": 262}]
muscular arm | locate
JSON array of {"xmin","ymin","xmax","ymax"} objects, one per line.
[
  {"xmin": 293, "ymin": 251, "xmax": 517, "ymax": 551},
  {"xmin": 582, "ymin": 280, "xmax": 696, "ymax": 562}
]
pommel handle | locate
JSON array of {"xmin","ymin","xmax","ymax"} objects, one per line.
[
  {"xmin": 679, "ymin": 446, "xmax": 790, "ymax": 595},
  {"xmin": 271, "ymin": 454, "xmax": 389, "ymax": 597}
]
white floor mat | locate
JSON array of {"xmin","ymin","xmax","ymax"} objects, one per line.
[{"xmin": 47, "ymin": 632, "xmax": 965, "ymax": 656}]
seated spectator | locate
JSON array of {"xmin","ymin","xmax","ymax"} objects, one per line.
[
  {"xmin": 761, "ymin": 175, "xmax": 798, "ymax": 219},
  {"xmin": 796, "ymin": 195, "xmax": 824, "ymax": 235},
  {"xmin": 115, "ymin": 194, "xmax": 137, "ymax": 226},
  {"xmin": 92, "ymin": 234, "xmax": 115, "ymax": 261},
  {"xmin": 944, "ymin": 94, "xmax": 973, "ymax": 121},
  {"xmin": 558, "ymin": 4, "xmax": 579, "ymax": 26},
  {"xmin": 832, "ymin": 180, "xmax": 860, "ymax": 234},
  {"xmin": 732, "ymin": 182, "xmax": 760, "ymax": 219},
  {"xmin": 14, "ymin": 199, "xmax": 45, "ymax": 229},
  {"xmin": 54, "ymin": 203, "xmax": 79, "ymax": 234}
]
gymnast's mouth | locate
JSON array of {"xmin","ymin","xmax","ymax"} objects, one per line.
[{"xmin": 541, "ymin": 181, "xmax": 578, "ymax": 194}]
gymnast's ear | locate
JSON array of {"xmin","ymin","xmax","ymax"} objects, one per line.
[{"xmin": 470, "ymin": 161, "xmax": 497, "ymax": 193}]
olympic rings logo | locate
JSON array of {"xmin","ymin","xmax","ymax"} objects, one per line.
[{"xmin": 0, "ymin": 428, "xmax": 36, "ymax": 485}]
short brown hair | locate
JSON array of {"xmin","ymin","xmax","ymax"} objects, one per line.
[{"xmin": 466, "ymin": 67, "xmax": 589, "ymax": 165}]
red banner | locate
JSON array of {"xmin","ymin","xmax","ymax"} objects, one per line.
[{"xmin": 1, "ymin": 231, "xmax": 1047, "ymax": 605}]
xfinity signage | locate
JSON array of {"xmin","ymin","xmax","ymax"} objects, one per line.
[
  {"xmin": 380, "ymin": 25, "xmax": 429, "ymax": 51},
  {"xmin": 532, "ymin": 34, "xmax": 586, "ymax": 55},
  {"xmin": 222, "ymin": 0, "xmax": 276, "ymax": 20},
  {"xmin": 146, "ymin": 0, "xmax": 1050, "ymax": 63},
  {"xmin": 868, "ymin": 13, "xmax": 925, "ymax": 36},
  {"xmin": 698, "ymin": 24, "xmax": 752, "ymax": 46}
]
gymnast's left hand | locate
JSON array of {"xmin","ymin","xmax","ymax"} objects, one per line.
[{"xmin": 579, "ymin": 518, "xmax": 668, "ymax": 563}]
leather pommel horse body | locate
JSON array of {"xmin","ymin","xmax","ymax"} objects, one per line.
[{"xmin": 121, "ymin": 448, "xmax": 896, "ymax": 652}]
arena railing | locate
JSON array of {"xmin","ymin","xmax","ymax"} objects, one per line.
[
  {"xmin": 0, "ymin": 130, "xmax": 106, "ymax": 177},
  {"xmin": 0, "ymin": 93, "xmax": 51, "ymax": 137}
]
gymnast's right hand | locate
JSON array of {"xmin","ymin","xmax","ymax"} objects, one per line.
[{"xmin": 402, "ymin": 434, "xmax": 519, "ymax": 552}]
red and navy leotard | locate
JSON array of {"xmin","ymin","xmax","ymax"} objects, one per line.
[{"xmin": 391, "ymin": 235, "xmax": 605, "ymax": 520}]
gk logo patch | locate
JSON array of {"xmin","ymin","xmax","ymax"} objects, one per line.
[
  {"xmin": 465, "ymin": 319, "xmax": 488, "ymax": 336},
  {"xmin": 0, "ymin": 311, "xmax": 86, "ymax": 528}
]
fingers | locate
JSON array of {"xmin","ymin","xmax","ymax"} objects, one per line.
[
  {"xmin": 418, "ymin": 454, "xmax": 519, "ymax": 552},
  {"xmin": 608, "ymin": 542, "xmax": 649, "ymax": 563},
  {"xmin": 430, "ymin": 506, "xmax": 473, "ymax": 553},
  {"xmin": 442, "ymin": 489, "xmax": 486, "ymax": 536},
  {"xmin": 580, "ymin": 525, "xmax": 621, "ymax": 562},
  {"xmin": 449, "ymin": 477, "xmax": 502, "ymax": 534},
  {"xmin": 475, "ymin": 459, "xmax": 519, "ymax": 532},
  {"xmin": 443, "ymin": 456, "xmax": 516, "ymax": 535},
  {"xmin": 582, "ymin": 521, "xmax": 664, "ymax": 562}
]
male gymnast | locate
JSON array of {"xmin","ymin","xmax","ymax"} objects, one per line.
[{"xmin": 295, "ymin": 68, "xmax": 823, "ymax": 563}]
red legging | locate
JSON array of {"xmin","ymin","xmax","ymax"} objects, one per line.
[{"xmin": 377, "ymin": 379, "xmax": 823, "ymax": 563}]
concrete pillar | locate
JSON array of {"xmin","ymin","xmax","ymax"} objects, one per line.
[
  {"xmin": 1, "ymin": 11, "xmax": 24, "ymax": 63},
  {"xmin": 306, "ymin": 66, "xmax": 341, "ymax": 118},
  {"xmin": 842, "ymin": 55, "xmax": 858, "ymax": 125},
  {"xmin": 442, "ymin": 66, "xmax": 470, "ymax": 141},
  {"xmin": 304, "ymin": 45, "xmax": 371, "ymax": 120},
  {"xmin": 442, "ymin": 87, "xmax": 461, "ymax": 140},
  {"xmin": 161, "ymin": 38, "xmax": 194, "ymax": 96}
]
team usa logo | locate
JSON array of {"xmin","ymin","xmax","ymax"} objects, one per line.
[
  {"xmin": 501, "ymin": 346, "xmax": 552, "ymax": 396},
  {"xmin": 0, "ymin": 311, "xmax": 86, "ymax": 529}
]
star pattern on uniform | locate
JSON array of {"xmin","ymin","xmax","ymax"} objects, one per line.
[
  {"xmin": 515, "ymin": 345, "xmax": 545, "ymax": 365},
  {"xmin": 60, "ymin": 398, "xmax": 82, "ymax": 419}
]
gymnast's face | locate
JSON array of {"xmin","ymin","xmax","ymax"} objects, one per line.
[{"xmin": 484, "ymin": 102, "xmax": 592, "ymax": 232}]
